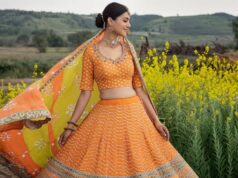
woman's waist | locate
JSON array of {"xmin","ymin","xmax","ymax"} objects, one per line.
[
  {"xmin": 98, "ymin": 95, "xmax": 141, "ymax": 105},
  {"xmin": 99, "ymin": 87, "xmax": 136, "ymax": 100}
]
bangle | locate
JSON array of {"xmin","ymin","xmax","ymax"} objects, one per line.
[
  {"xmin": 64, "ymin": 127, "xmax": 76, "ymax": 132},
  {"xmin": 67, "ymin": 121, "xmax": 79, "ymax": 127}
]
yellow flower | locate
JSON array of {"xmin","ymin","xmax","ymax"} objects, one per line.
[
  {"xmin": 226, "ymin": 117, "xmax": 231, "ymax": 123},
  {"xmin": 34, "ymin": 64, "xmax": 38, "ymax": 70},
  {"xmin": 196, "ymin": 59, "xmax": 200, "ymax": 65},
  {"xmin": 165, "ymin": 41, "xmax": 170, "ymax": 50},
  {"xmin": 235, "ymin": 112, "xmax": 238, "ymax": 118},
  {"xmin": 152, "ymin": 48, "xmax": 157, "ymax": 54},
  {"xmin": 161, "ymin": 59, "xmax": 167, "ymax": 67},
  {"xmin": 147, "ymin": 49, "xmax": 153, "ymax": 57},
  {"xmin": 184, "ymin": 59, "xmax": 189, "ymax": 66},
  {"xmin": 40, "ymin": 72, "xmax": 45, "ymax": 77},
  {"xmin": 205, "ymin": 46, "xmax": 210, "ymax": 53}
]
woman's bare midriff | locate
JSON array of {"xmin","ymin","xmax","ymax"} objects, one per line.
[{"xmin": 100, "ymin": 87, "xmax": 137, "ymax": 99}]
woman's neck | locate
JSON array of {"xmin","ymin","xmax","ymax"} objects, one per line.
[
  {"xmin": 103, "ymin": 28, "xmax": 119, "ymax": 41},
  {"xmin": 100, "ymin": 28, "xmax": 121, "ymax": 48}
]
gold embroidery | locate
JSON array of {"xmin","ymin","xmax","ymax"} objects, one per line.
[
  {"xmin": 0, "ymin": 110, "xmax": 51, "ymax": 125},
  {"xmin": 93, "ymin": 42, "xmax": 127, "ymax": 64},
  {"xmin": 42, "ymin": 153, "xmax": 198, "ymax": 178}
]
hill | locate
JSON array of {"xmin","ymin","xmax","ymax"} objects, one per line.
[{"xmin": 0, "ymin": 10, "xmax": 236, "ymax": 47}]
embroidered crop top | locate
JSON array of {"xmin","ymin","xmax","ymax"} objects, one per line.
[{"xmin": 80, "ymin": 41, "xmax": 143, "ymax": 91}]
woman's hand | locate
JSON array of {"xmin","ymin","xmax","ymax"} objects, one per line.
[
  {"xmin": 154, "ymin": 121, "xmax": 170, "ymax": 141},
  {"xmin": 58, "ymin": 129, "xmax": 74, "ymax": 147},
  {"xmin": 24, "ymin": 117, "xmax": 51, "ymax": 129}
]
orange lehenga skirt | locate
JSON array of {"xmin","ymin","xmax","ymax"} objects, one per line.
[{"xmin": 35, "ymin": 95, "xmax": 198, "ymax": 178}]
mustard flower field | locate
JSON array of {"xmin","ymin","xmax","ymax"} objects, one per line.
[
  {"xmin": 142, "ymin": 42, "xmax": 238, "ymax": 178},
  {"xmin": 1, "ymin": 43, "xmax": 238, "ymax": 177}
]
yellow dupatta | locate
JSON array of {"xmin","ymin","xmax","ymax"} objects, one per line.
[{"xmin": 0, "ymin": 29, "xmax": 158, "ymax": 168}]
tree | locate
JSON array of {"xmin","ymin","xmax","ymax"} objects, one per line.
[
  {"xmin": 232, "ymin": 17, "xmax": 238, "ymax": 50},
  {"xmin": 47, "ymin": 30, "xmax": 65, "ymax": 47},
  {"xmin": 16, "ymin": 34, "xmax": 30, "ymax": 46},
  {"xmin": 32, "ymin": 29, "xmax": 66, "ymax": 48},
  {"xmin": 32, "ymin": 34, "xmax": 48, "ymax": 53},
  {"xmin": 67, "ymin": 30, "xmax": 94, "ymax": 47}
]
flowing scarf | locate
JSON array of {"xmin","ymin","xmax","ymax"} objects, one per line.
[{"xmin": 0, "ymin": 29, "xmax": 158, "ymax": 168}]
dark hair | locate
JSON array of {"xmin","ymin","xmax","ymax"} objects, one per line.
[{"xmin": 95, "ymin": 2, "xmax": 129, "ymax": 28}]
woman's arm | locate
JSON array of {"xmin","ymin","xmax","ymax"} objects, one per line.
[
  {"xmin": 58, "ymin": 90, "xmax": 92, "ymax": 146},
  {"xmin": 134, "ymin": 87, "xmax": 162, "ymax": 125},
  {"xmin": 69, "ymin": 90, "xmax": 92, "ymax": 123},
  {"xmin": 135, "ymin": 87, "xmax": 170, "ymax": 140}
]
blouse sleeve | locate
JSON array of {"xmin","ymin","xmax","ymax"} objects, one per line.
[
  {"xmin": 80, "ymin": 47, "xmax": 94, "ymax": 91},
  {"xmin": 132, "ymin": 65, "xmax": 143, "ymax": 88}
]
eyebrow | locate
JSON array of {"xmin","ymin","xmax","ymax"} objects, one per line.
[{"xmin": 124, "ymin": 17, "xmax": 130, "ymax": 20}]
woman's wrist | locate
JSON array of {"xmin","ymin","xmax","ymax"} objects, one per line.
[
  {"xmin": 64, "ymin": 127, "xmax": 76, "ymax": 132},
  {"xmin": 67, "ymin": 121, "xmax": 79, "ymax": 127},
  {"xmin": 64, "ymin": 121, "xmax": 79, "ymax": 131},
  {"xmin": 153, "ymin": 117, "xmax": 163, "ymax": 125}
]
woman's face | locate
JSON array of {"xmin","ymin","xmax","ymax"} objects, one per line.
[{"xmin": 108, "ymin": 11, "xmax": 131, "ymax": 37}]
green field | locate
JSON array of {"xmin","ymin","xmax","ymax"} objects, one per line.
[
  {"xmin": 0, "ymin": 47, "xmax": 70, "ymax": 60},
  {"xmin": 0, "ymin": 47, "xmax": 71, "ymax": 79}
]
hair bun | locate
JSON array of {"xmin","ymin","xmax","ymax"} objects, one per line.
[{"xmin": 95, "ymin": 13, "xmax": 104, "ymax": 28}]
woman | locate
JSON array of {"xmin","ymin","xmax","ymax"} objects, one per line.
[{"xmin": 0, "ymin": 2, "xmax": 199, "ymax": 178}]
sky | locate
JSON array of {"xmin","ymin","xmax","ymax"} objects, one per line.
[{"xmin": 0, "ymin": 0, "xmax": 237, "ymax": 17}]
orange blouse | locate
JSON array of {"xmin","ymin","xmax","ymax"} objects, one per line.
[{"xmin": 80, "ymin": 41, "xmax": 142, "ymax": 91}]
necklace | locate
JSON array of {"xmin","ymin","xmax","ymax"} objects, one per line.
[
  {"xmin": 103, "ymin": 36, "xmax": 120, "ymax": 48},
  {"xmin": 93, "ymin": 42, "xmax": 127, "ymax": 64}
]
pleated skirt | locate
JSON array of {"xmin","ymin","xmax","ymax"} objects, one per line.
[{"xmin": 36, "ymin": 95, "xmax": 199, "ymax": 178}]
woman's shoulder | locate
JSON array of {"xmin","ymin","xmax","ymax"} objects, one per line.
[
  {"xmin": 124, "ymin": 39, "xmax": 135, "ymax": 51},
  {"xmin": 84, "ymin": 42, "xmax": 96, "ymax": 56}
]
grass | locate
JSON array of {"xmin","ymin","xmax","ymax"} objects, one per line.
[
  {"xmin": 0, "ymin": 47, "xmax": 71, "ymax": 60},
  {"xmin": 129, "ymin": 32, "xmax": 234, "ymax": 48},
  {"xmin": 0, "ymin": 47, "xmax": 72, "ymax": 78}
]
